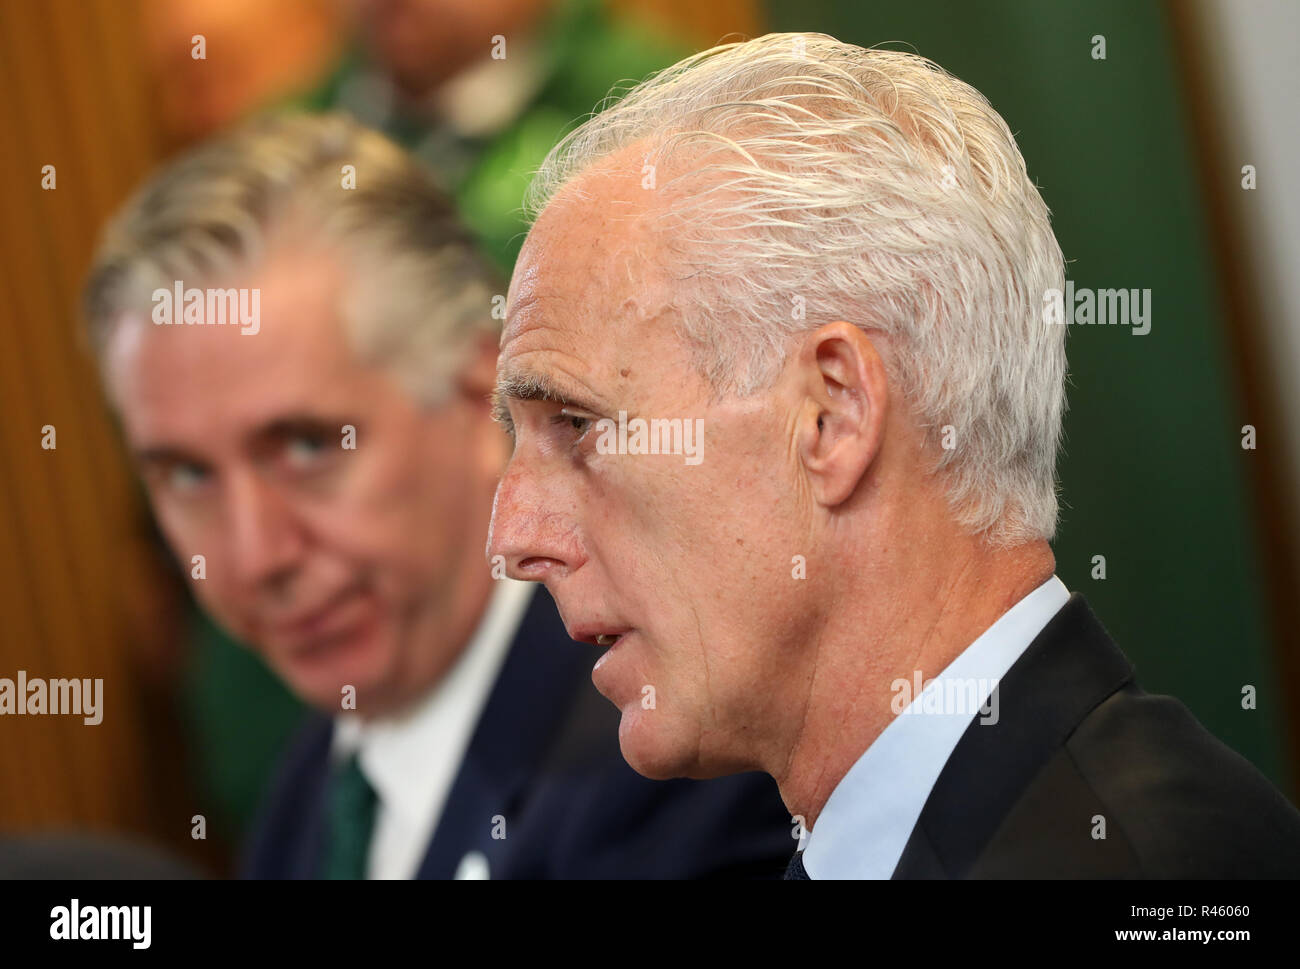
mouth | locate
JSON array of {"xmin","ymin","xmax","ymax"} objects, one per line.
[
  {"xmin": 266, "ymin": 583, "xmax": 372, "ymax": 648},
  {"xmin": 570, "ymin": 626, "xmax": 632, "ymax": 649}
]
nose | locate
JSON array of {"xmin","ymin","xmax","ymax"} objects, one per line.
[
  {"xmin": 487, "ymin": 457, "xmax": 585, "ymax": 582},
  {"xmin": 222, "ymin": 471, "xmax": 306, "ymax": 593}
]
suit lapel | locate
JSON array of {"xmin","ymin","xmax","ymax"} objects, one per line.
[
  {"xmin": 252, "ymin": 715, "xmax": 333, "ymax": 879},
  {"xmin": 292, "ymin": 725, "xmax": 333, "ymax": 878},
  {"xmin": 415, "ymin": 585, "xmax": 591, "ymax": 878},
  {"xmin": 891, "ymin": 594, "xmax": 1134, "ymax": 878}
]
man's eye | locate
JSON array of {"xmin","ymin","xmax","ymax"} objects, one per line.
[
  {"xmin": 284, "ymin": 434, "xmax": 327, "ymax": 469},
  {"xmin": 553, "ymin": 409, "xmax": 594, "ymax": 441},
  {"xmin": 167, "ymin": 463, "xmax": 209, "ymax": 493}
]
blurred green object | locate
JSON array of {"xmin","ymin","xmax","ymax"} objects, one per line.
[
  {"xmin": 297, "ymin": 0, "xmax": 687, "ymax": 274},
  {"xmin": 763, "ymin": 0, "xmax": 1290, "ymax": 790},
  {"xmin": 184, "ymin": 611, "xmax": 305, "ymax": 841},
  {"xmin": 183, "ymin": 0, "xmax": 688, "ymax": 840}
]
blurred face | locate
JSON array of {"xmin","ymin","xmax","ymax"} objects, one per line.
[
  {"xmin": 348, "ymin": 0, "xmax": 552, "ymax": 96},
  {"xmin": 489, "ymin": 175, "xmax": 822, "ymax": 780},
  {"xmin": 107, "ymin": 243, "xmax": 498, "ymax": 715}
]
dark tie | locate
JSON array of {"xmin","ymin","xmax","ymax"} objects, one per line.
[
  {"xmin": 320, "ymin": 754, "xmax": 377, "ymax": 880},
  {"xmin": 784, "ymin": 849, "xmax": 811, "ymax": 880}
]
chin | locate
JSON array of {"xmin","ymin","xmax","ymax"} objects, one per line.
[
  {"xmin": 618, "ymin": 702, "xmax": 762, "ymax": 781},
  {"xmin": 269, "ymin": 627, "xmax": 393, "ymax": 714},
  {"xmin": 615, "ymin": 704, "xmax": 702, "ymax": 781},
  {"xmin": 277, "ymin": 662, "xmax": 374, "ymax": 713}
]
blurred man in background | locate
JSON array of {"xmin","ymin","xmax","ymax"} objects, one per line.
[
  {"xmin": 81, "ymin": 113, "xmax": 793, "ymax": 878},
  {"xmin": 138, "ymin": 0, "xmax": 691, "ymax": 839}
]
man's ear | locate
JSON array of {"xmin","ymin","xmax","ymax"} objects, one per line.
[{"xmin": 796, "ymin": 321, "xmax": 888, "ymax": 508}]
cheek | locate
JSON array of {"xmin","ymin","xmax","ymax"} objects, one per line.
[
  {"xmin": 185, "ymin": 565, "xmax": 254, "ymax": 640},
  {"xmin": 151, "ymin": 505, "xmax": 198, "ymax": 565},
  {"xmin": 153, "ymin": 505, "xmax": 255, "ymax": 622},
  {"xmin": 154, "ymin": 505, "xmax": 235, "ymax": 600},
  {"xmin": 309, "ymin": 445, "xmax": 442, "ymax": 556},
  {"xmin": 638, "ymin": 468, "xmax": 796, "ymax": 650},
  {"xmin": 312, "ymin": 447, "xmax": 480, "ymax": 620},
  {"xmin": 632, "ymin": 463, "xmax": 754, "ymax": 582}
]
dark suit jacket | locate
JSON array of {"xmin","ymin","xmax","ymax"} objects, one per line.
[
  {"xmin": 787, "ymin": 593, "xmax": 1300, "ymax": 879},
  {"xmin": 242, "ymin": 586, "xmax": 794, "ymax": 878}
]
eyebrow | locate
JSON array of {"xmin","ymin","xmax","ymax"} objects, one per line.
[
  {"xmin": 252, "ymin": 416, "xmax": 338, "ymax": 446},
  {"xmin": 132, "ymin": 414, "xmax": 348, "ymax": 468},
  {"xmin": 134, "ymin": 445, "xmax": 206, "ymax": 470},
  {"xmin": 491, "ymin": 370, "xmax": 601, "ymax": 433}
]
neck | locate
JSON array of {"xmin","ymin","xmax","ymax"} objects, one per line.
[{"xmin": 772, "ymin": 533, "xmax": 1055, "ymax": 829}]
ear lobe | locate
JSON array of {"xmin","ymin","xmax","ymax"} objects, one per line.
[{"xmin": 798, "ymin": 322, "xmax": 888, "ymax": 508}]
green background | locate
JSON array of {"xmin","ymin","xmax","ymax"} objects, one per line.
[{"xmin": 762, "ymin": 0, "xmax": 1288, "ymax": 789}]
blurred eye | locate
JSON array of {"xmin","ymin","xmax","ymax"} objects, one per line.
[
  {"xmin": 168, "ymin": 462, "xmax": 210, "ymax": 493},
  {"xmin": 283, "ymin": 433, "xmax": 328, "ymax": 470}
]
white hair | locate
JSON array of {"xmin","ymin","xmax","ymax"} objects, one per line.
[
  {"xmin": 84, "ymin": 112, "xmax": 502, "ymax": 406},
  {"xmin": 526, "ymin": 33, "xmax": 1067, "ymax": 545}
]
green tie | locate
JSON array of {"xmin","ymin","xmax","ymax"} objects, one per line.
[{"xmin": 320, "ymin": 754, "xmax": 377, "ymax": 880}]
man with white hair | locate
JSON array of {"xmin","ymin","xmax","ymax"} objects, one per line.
[
  {"xmin": 83, "ymin": 112, "xmax": 794, "ymax": 879},
  {"xmin": 488, "ymin": 33, "xmax": 1300, "ymax": 878}
]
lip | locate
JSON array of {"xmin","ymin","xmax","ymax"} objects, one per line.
[
  {"xmin": 568, "ymin": 624, "xmax": 633, "ymax": 648},
  {"xmin": 268, "ymin": 584, "xmax": 370, "ymax": 644},
  {"xmin": 590, "ymin": 629, "xmax": 638, "ymax": 694}
]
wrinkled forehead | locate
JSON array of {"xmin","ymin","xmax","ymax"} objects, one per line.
[
  {"xmin": 504, "ymin": 171, "xmax": 679, "ymax": 359},
  {"xmin": 504, "ymin": 135, "xmax": 772, "ymax": 351}
]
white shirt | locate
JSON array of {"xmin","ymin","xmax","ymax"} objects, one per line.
[
  {"xmin": 800, "ymin": 575, "xmax": 1071, "ymax": 879},
  {"xmin": 331, "ymin": 578, "xmax": 535, "ymax": 879}
]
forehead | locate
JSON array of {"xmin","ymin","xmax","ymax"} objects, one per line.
[
  {"xmin": 107, "ymin": 245, "xmax": 380, "ymax": 445},
  {"xmin": 501, "ymin": 166, "xmax": 697, "ymax": 400}
]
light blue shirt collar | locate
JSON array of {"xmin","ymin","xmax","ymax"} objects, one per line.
[{"xmin": 800, "ymin": 575, "xmax": 1070, "ymax": 879}]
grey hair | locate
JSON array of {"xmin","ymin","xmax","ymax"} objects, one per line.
[
  {"xmin": 526, "ymin": 33, "xmax": 1067, "ymax": 545},
  {"xmin": 83, "ymin": 112, "xmax": 502, "ymax": 406}
]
